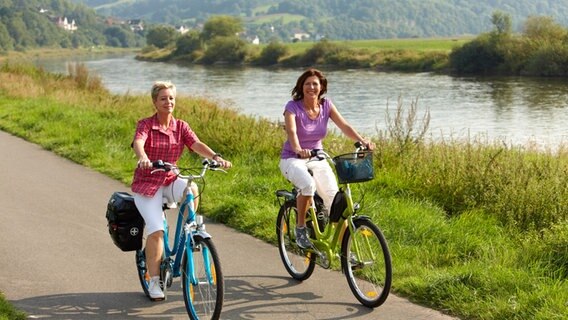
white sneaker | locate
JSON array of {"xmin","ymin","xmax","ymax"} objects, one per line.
[
  {"xmin": 148, "ymin": 276, "xmax": 165, "ymax": 300},
  {"xmin": 295, "ymin": 226, "xmax": 313, "ymax": 249}
]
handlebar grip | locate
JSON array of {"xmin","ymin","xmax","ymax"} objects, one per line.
[
  {"xmin": 355, "ymin": 141, "xmax": 369, "ymax": 150},
  {"xmin": 152, "ymin": 160, "xmax": 165, "ymax": 168}
]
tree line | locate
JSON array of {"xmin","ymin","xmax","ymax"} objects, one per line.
[
  {"xmin": 140, "ymin": 13, "xmax": 568, "ymax": 77},
  {"xmin": 450, "ymin": 12, "xmax": 568, "ymax": 76}
]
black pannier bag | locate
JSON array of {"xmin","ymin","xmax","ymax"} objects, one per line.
[{"xmin": 106, "ymin": 191, "xmax": 145, "ymax": 251}]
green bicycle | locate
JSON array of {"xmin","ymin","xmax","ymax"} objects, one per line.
[{"xmin": 275, "ymin": 143, "xmax": 392, "ymax": 308}]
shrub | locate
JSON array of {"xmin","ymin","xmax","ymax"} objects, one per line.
[
  {"xmin": 201, "ymin": 36, "xmax": 248, "ymax": 64},
  {"xmin": 257, "ymin": 41, "xmax": 289, "ymax": 66},
  {"xmin": 449, "ymin": 33, "xmax": 504, "ymax": 74}
]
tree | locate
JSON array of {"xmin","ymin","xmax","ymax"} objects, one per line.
[
  {"xmin": 491, "ymin": 11, "xmax": 512, "ymax": 35},
  {"xmin": 257, "ymin": 40, "xmax": 289, "ymax": 65},
  {"xmin": 104, "ymin": 26, "xmax": 136, "ymax": 47},
  {"xmin": 523, "ymin": 16, "xmax": 567, "ymax": 41},
  {"xmin": 200, "ymin": 15, "xmax": 243, "ymax": 42},
  {"xmin": 146, "ymin": 25, "xmax": 177, "ymax": 49},
  {"xmin": 0, "ymin": 22, "xmax": 14, "ymax": 51},
  {"xmin": 201, "ymin": 35, "xmax": 248, "ymax": 64},
  {"xmin": 174, "ymin": 30, "xmax": 202, "ymax": 55}
]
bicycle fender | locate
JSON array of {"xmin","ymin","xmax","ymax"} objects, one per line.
[
  {"xmin": 192, "ymin": 230, "xmax": 212, "ymax": 240},
  {"xmin": 352, "ymin": 215, "xmax": 373, "ymax": 224},
  {"xmin": 276, "ymin": 189, "xmax": 295, "ymax": 201}
]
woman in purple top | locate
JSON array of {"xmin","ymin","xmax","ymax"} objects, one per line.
[{"xmin": 279, "ymin": 68, "xmax": 374, "ymax": 249}]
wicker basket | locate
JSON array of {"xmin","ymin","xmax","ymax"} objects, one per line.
[{"xmin": 333, "ymin": 151, "xmax": 374, "ymax": 184}]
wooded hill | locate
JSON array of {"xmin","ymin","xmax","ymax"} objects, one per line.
[
  {"xmin": 73, "ymin": 0, "xmax": 568, "ymax": 41},
  {"xmin": 0, "ymin": 0, "xmax": 144, "ymax": 51}
]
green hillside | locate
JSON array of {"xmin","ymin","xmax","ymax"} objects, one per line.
[
  {"xmin": 72, "ymin": 0, "xmax": 568, "ymax": 40},
  {"xmin": 0, "ymin": 0, "xmax": 145, "ymax": 51}
]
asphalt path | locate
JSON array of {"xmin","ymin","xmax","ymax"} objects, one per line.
[{"xmin": 0, "ymin": 130, "xmax": 458, "ymax": 319}]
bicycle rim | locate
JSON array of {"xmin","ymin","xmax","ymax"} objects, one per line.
[
  {"xmin": 182, "ymin": 236, "xmax": 224, "ymax": 320},
  {"xmin": 135, "ymin": 249, "xmax": 150, "ymax": 297},
  {"xmin": 341, "ymin": 218, "xmax": 392, "ymax": 308},
  {"xmin": 276, "ymin": 202, "xmax": 315, "ymax": 281}
]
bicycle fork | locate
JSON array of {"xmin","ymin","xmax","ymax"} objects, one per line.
[{"xmin": 184, "ymin": 223, "xmax": 216, "ymax": 286}]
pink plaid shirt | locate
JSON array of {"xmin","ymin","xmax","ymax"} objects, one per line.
[{"xmin": 131, "ymin": 114, "xmax": 199, "ymax": 197}]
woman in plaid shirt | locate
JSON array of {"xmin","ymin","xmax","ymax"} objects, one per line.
[{"xmin": 131, "ymin": 81, "xmax": 231, "ymax": 300}]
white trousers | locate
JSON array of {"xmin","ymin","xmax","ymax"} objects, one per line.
[
  {"xmin": 133, "ymin": 177, "xmax": 189, "ymax": 235},
  {"xmin": 279, "ymin": 157, "xmax": 338, "ymax": 214}
]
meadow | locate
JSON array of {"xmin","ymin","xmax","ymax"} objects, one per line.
[
  {"xmin": 282, "ymin": 37, "xmax": 471, "ymax": 55},
  {"xmin": 0, "ymin": 62, "xmax": 566, "ymax": 320}
]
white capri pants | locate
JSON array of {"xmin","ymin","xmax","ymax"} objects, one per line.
[
  {"xmin": 133, "ymin": 177, "xmax": 192, "ymax": 236},
  {"xmin": 279, "ymin": 157, "xmax": 338, "ymax": 214}
]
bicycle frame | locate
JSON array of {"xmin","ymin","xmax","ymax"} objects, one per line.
[
  {"xmin": 162, "ymin": 186, "xmax": 212, "ymax": 283},
  {"xmin": 276, "ymin": 149, "xmax": 370, "ymax": 265}
]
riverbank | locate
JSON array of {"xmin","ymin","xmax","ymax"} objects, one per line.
[
  {"xmin": 0, "ymin": 47, "xmax": 138, "ymax": 64},
  {"xmin": 0, "ymin": 63, "xmax": 566, "ymax": 319},
  {"xmin": 137, "ymin": 37, "xmax": 468, "ymax": 73}
]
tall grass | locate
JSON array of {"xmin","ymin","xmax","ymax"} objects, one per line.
[{"xmin": 0, "ymin": 63, "xmax": 566, "ymax": 319}]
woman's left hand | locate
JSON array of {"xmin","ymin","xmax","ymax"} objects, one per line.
[
  {"xmin": 216, "ymin": 157, "xmax": 232, "ymax": 169},
  {"xmin": 362, "ymin": 138, "xmax": 375, "ymax": 151}
]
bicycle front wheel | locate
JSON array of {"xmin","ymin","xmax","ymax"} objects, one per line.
[
  {"xmin": 341, "ymin": 218, "xmax": 392, "ymax": 308},
  {"xmin": 276, "ymin": 201, "xmax": 316, "ymax": 281},
  {"xmin": 181, "ymin": 236, "xmax": 224, "ymax": 320}
]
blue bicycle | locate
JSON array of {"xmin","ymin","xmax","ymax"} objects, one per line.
[{"xmin": 135, "ymin": 159, "xmax": 225, "ymax": 320}]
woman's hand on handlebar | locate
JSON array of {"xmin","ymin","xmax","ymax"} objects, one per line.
[
  {"xmin": 214, "ymin": 157, "xmax": 232, "ymax": 169},
  {"xmin": 137, "ymin": 157, "xmax": 152, "ymax": 169},
  {"xmin": 356, "ymin": 139, "xmax": 375, "ymax": 151},
  {"xmin": 296, "ymin": 149, "xmax": 312, "ymax": 159}
]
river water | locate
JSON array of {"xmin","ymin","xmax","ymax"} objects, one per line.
[{"xmin": 34, "ymin": 54, "xmax": 568, "ymax": 150}]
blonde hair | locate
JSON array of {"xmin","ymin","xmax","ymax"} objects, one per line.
[{"xmin": 151, "ymin": 81, "xmax": 176, "ymax": 101}]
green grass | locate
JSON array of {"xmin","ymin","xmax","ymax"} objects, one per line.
[
  {"xmin": 0, "ymin": 292, "xmax": 25, "ymax": 320},
  {"xmin": 0, "ymin": 62, "xmax": 566, "ymax": 320},
  {"xmin": 276, "ymin": 37, "xmax": 470, "ymax": 56}
]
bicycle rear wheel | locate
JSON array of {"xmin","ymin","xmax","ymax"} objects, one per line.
[
  {"xmin": 341, "ymin": 218, "xmax": 392, "ymax": 308},
  {"xmin": 135, "ymin": 249, "xmax": 150, "ymax": 297},
  {"xmin": 181, "ymin": 236, "xmax": 224, "ymax": 320},
  {"xmin": 276, "ymin": 201, "xmax": 316, "ymax": 281}
]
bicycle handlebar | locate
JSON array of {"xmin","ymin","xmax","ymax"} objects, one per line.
[
  {"xmin": 305, "ymin": 142, "xmax": 370, "ymax": 161},
  {"xmin": 150, "ymin": 158, "xmax": 226, "ymax": 180}
]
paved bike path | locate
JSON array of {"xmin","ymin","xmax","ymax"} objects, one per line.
[{"xmin": 0, "ymin": 130, "xmax": 458, "ymax": 319}]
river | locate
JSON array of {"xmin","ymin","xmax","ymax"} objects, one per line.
[{"xmin": 33, "ymin": 53, "xmax": 568, "ymax": 150}]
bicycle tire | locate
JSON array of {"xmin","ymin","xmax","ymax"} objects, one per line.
[
  {"xmin": 276, "ymin": 201, "xmax": 316, "ymax": 281},
  {"xmin": 135, "ymin": 249, "xmax": 150, "ymax": 297},
  {"xmin": 181, "ymin": 236, "xmax": 224, "ymax": 320},
  {"xmin": 341, "ymin": 218, "xmax": 392, "ymax": 308}
]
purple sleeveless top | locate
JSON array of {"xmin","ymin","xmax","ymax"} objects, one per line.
[{"xmin": 281, "ymin": 98, "xmax": 331, "ymax": 159}]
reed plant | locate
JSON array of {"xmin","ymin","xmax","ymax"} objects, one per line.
[
  {"xmin": 0, "ymin": 292, "xmax": 25, "ymax": 320},
  {"xmin": 0, "ymin": 62, "xmax": 566, "ymax": 319}
]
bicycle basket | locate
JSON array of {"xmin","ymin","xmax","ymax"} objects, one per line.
[{"xmin": 333, "ymin": 151, "xmax": 374, "ymax": 184}]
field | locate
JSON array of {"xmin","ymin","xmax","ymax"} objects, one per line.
[{"xmin": 277, "ymin": 37, "xmax": 472, "ymax": 55}]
